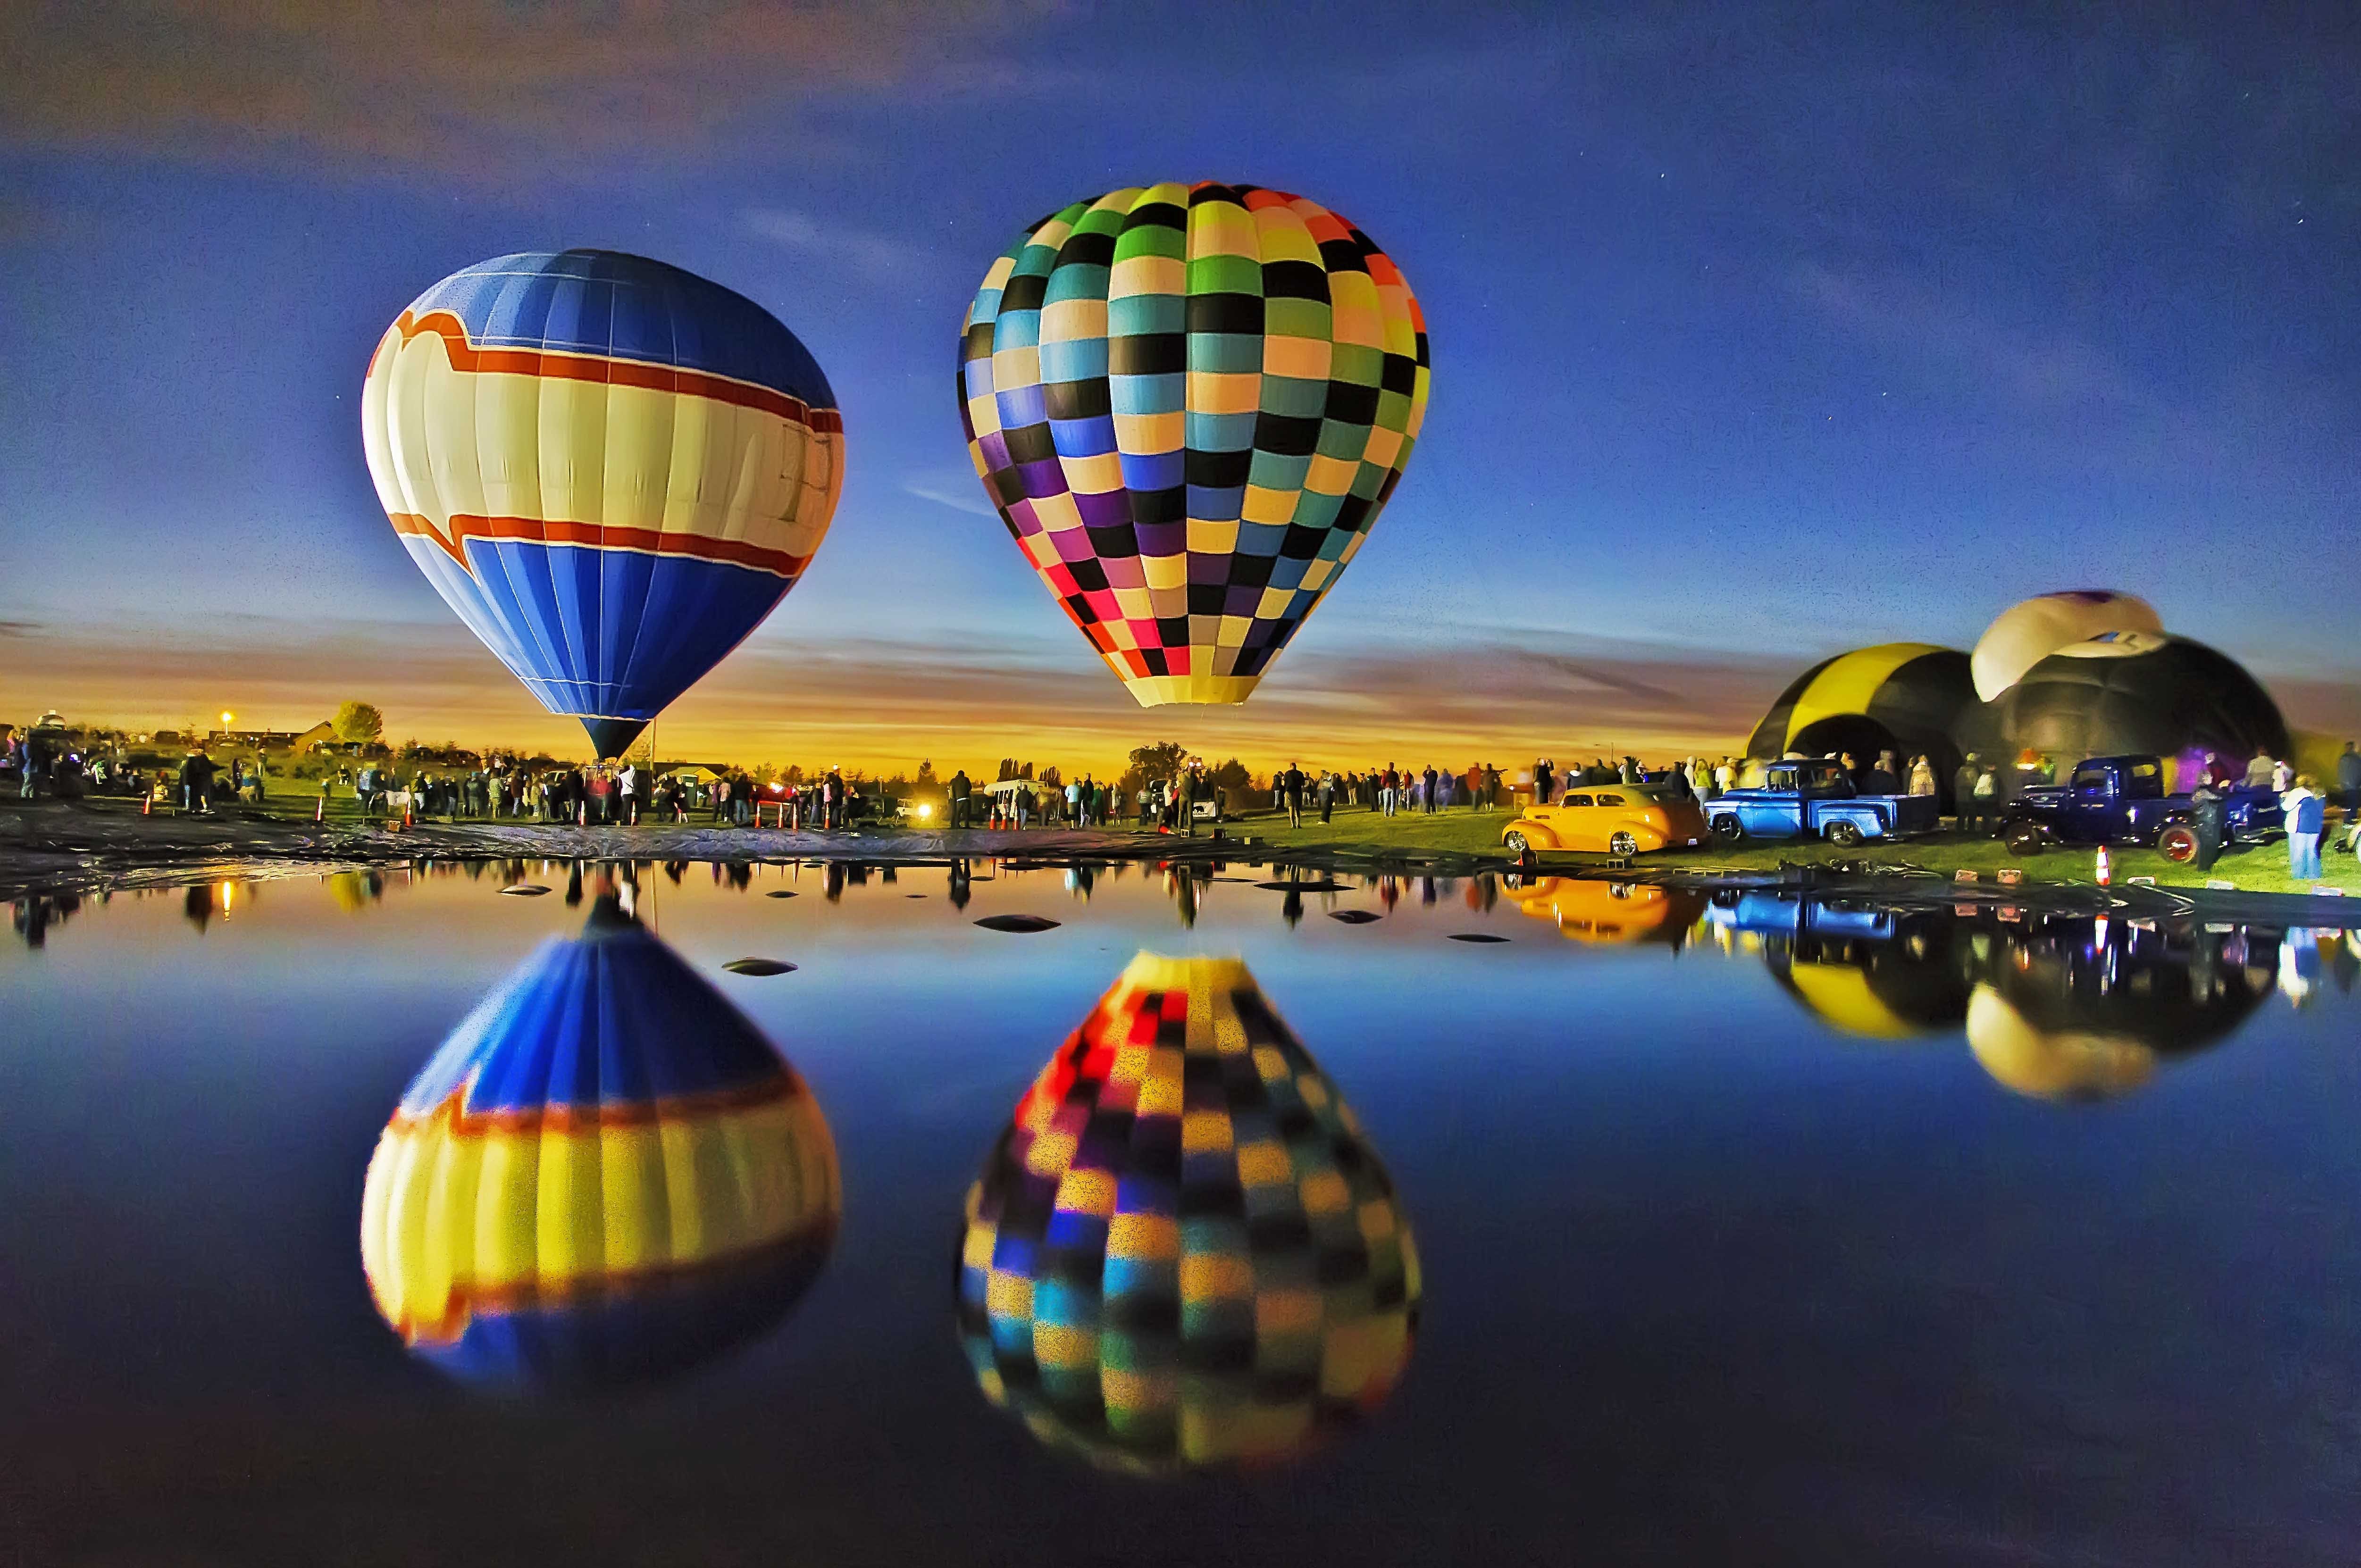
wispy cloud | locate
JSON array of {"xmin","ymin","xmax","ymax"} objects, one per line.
[
  {"xmin": 0, "ymin": 1, "xmax": 1047, "ymax": 174},
  {"xmin": 901, "ymin": 469, "xmax": 998, "ymax": 517},
  {"xmin": 5, "ymin": 612, "xmax": 1795, "ymax": 768},
  {"xmin": 1787, "ymin": 261, "xmax": 2141, "ymax": 411},
  {"xmin": 740, "ymin": 205, "xmax": 926, "ymax": 276}
]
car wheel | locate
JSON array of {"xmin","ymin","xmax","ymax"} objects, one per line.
[
  {"xmin": 1608, "ymin": 831, "xmax": 1638, "ymax": 857},
  {"xmin": 1505, "ymin": 831, "xmax": 1529, "ymax": 854},
  {"xmin": 1825, "ymin": 820, "xmax": 1864, "ymax": 849},
  {"xmin": 1709, "ymin": 815, "xmax": 1744, "ymax": 844},
  {"xmin": 2001, "ymin": 821, "xmax": 2045, "ymax": 856},
  {"xmin": 2156, "ymin": 824, "xmax": 2199, "ymax": 864}
]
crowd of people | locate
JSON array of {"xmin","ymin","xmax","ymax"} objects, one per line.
[{"xmin": 9, "ymin": 721, "xmax": 2359, "ymax": 878}]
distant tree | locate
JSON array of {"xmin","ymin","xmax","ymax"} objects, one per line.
[
  {"xmin": 332, "ymin": 701, "xmax": 385, "ymax": 745},
  {"xmin": 1038, "ymin": 765, "xmax": 1063, "ymax": 788},
  {"xmin": 1122, "ymin": 742, "xmax": 1188, "ymax": 795},
  {"xmin": 1211, "ymin": 757, "xmax": 1252, "ymax": 792},
  {"xmin": 914, "ymin": 759, "xmax": 939, "ymax": 792}
]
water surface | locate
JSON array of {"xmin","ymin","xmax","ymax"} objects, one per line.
[{"xmin": 6, "ymin": 860, "xmax": 2357, "ymax": 1565}]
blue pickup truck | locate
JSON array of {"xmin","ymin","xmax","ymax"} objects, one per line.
[
  {"xmin": 1704, "ymin": 759, "xmax": 1939, "ymax": 848},
  {"xmin": 1996, "ymin": 754, "xmax": 2282, "ymax": 861}
]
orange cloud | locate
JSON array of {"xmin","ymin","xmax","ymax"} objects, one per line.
[
  {"xmin": 3, "ymin": 614, "xmax": 1784, "ymax": 772},
  {"xmin": 1, "ymin": 0, "xmax": 1044, "ymax": 171}
]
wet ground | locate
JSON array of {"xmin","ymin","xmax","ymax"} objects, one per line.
[{"xmin": 5, "ymin": 859, "xmax": 2359, "ymax": 1565}]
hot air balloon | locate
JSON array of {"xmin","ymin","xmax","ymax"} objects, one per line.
[
  {"xmin": 360, "ymin": 896, "xmax": 839, "ymax": 1391},
  {"xmin": 1746, "ymin": 642, "xmax": 1978, "ymax": 801},
  {"xmin": 1970, "ymin": 591, "xmax": 2162, "ymax": 703},
  {"xmin": 956, "ymin": 953, "xmax": 1419, "ymax": 1474},
  {"xmin": 1976, "ymin": 630, "xmax": 2289, "ymax": 772},
  {"xmin": 959, "ymin": 184, "xmax": 1429, "ymax": 706},
  {"xmin": 360, "ymin": 250, "xmax": 844, "ymax": 759}
]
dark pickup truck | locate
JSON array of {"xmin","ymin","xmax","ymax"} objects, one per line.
[{"xmin": 1997, "ymin": 754, "xmax": 2282, "ymax": 862}]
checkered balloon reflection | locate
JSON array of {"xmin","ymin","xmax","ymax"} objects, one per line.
[
  {"xmin": 956, "ymin": 953, "xmax": 1421, "ymax": 1474},
  {"xmin": 960, "ymin": 183, "xmax": 1430, "ymax": 706}
]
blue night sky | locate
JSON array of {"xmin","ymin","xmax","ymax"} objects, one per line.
[{"xmin": 2, "ymin": 2, "xmax": 2354, "ymax": 764}]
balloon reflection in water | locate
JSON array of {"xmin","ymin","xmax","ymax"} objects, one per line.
[
  {"xmin": 958, "ymin": 954, "xmax": 1419, "ymax": 1474},
  {"xmin": 1967, "ymin": 912, "xmax": 2269, "ymax": 1101},
  {"xmin": 1710, "ymin": 893, "xmax": 2275, "ymax": 1098},
  {"xmin": 360, "ymin": 897, "xmax": 839, "ymax": 1392}
]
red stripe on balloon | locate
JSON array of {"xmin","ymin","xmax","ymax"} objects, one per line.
[
  {"xmin": 390, "ymin": 310, "xmax": 845, "ymax": 434},
  {"xmin": 390, "ymin": 512, "xmax": 812, "ymax": 578}
]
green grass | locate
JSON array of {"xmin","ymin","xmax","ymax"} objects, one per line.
[
  {"xmin": 1215, "ymin": 806, "xmax": 2361, "ymax": 896},
  {"xmin": 112, "ymin": 792, "xmax": 2361, "ymax": 900}
]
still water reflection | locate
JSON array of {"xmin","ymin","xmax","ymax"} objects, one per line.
[{"xmin": 5, "ymin": 859, "xmax": 2359, "ymax": 1565}]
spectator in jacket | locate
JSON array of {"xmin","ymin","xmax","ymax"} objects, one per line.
[
  {"xmin": 2337, "ymin": 741, "xmax": 2361, "ymax": 816},
  {"xmin": 2285, "ymin": 776, "xmax": 2325, "ymax": 880}
]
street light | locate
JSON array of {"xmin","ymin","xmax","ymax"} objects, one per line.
[{"xmin": 220, "ymin": 711, "xmax": 234, "ymax": 726}]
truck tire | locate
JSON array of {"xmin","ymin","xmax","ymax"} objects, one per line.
[
  {"xmin": 2156, "ymin": 824, "xmax": 2199, "ymax": 864},
  {"xmin": 2001, "ymin": 820, "xmax": 2046, "ymax": 856},
  {"xmin": 1824, "ymin": 820, "xmax": 1864, "ymax": 849},
  {"xmin": 1710, "ymin": 815, "xmax": 1745, "ymax": 844}
]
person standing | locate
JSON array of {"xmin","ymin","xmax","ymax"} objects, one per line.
[
  {"xmin": 1907, "ymin": 754, "xmax": 1936, "ymax": 798},
  {"xmin": 949, "ymin": 768, "xmax": 972, "ymax": 829},
  {"xmin": 2336, "ymin": 742, "xmax": 2361, "ymax": 819},
  {"xmin": 1970, "ymin": 759, "xmax": 1999, "ymax": 834},
  {"xmin": 1952, "ymin": 753, "xmax": 1981, "ymax": 830},
  {"xmin": 2286, "ymin": 776, "xmax": 2325, "ymax": 881}
]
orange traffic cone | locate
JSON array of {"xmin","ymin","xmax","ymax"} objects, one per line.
[
  {"xmin": 2094, "ymin": 843, "xmax": 2111, "ymax": 887},
  {"xmin": 142, "ymin": 794, "xmax": 152, "ymax": 816},
  {"xmin": 315, "ymin": 795, "xmax": 325, "ymax": 823},
  {"xmin": 403, "ymin": 804, "xmax": 415, "ymax": 830}
]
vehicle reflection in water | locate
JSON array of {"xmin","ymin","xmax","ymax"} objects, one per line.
[
  {"xmin": 1707, "ymin": 891, "xmax": 2296, "ymax": 1098},
  {"xmin": 1502, "ymin": 875, "xmax": 1707, "ymax": 947},
  {"xmin": 358, "ymin": 892, "xmax": 840, "ymax": 1393},
  {"xmin": 956, "ymin": 952, "xmax": 1420, "ymax": 1476}
]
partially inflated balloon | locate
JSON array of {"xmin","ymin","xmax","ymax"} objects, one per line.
[
  {"xmin": 960, "ymin": 184, "xmax": 1429, "ymax": 705},
  {"xmin": 360, "ymin": 898, "xmax": 839, "ymax": 1392},
  {"xmin": 1970, "ymin": 591, "xmax": 2161, "ymax": 702},
  {"xmin": 956, "ymin": 953, "xmax": 1419, "ymax": 1474},
  {"xmin": 362, "ymin": 250, "xmax": 843, "ymax": 758}
]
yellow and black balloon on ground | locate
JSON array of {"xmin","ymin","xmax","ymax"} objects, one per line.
[
  {"xmin": 959, "ymin": 183, "xmax": 1428, "ymax": 707},
  {"xmin": 1745, "ymin": 642, "xmax": 1978, "ymax": 797},
  {"xmin": 360, "ymin": 897, "xmax": 839, "ymax": 1392},
  {"xmin": 956, "ymin": 953, "xmax": 1419, "ymax": 1474}
]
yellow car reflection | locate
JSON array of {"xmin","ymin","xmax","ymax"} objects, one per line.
[
  {"xmin": 1501, "ymin": 786, "xmax": 1708, "ymax": 856},
  {"xmin": 1500, "ymin": 876, "xmax": 1706, "ymax": 945}
]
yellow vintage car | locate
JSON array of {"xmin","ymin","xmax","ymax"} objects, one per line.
[{"xmin": 1500, "ymin": 784, "xmax": 1709, "ymax": 857}]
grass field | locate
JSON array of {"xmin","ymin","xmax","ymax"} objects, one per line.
[
  {"xmin": 1217, "ymin": 804, "xmax": 2361, "ymax": 897},
  {"xmin": 216, "ymin": 788, "xmax": 2361, "ymax": 900}
]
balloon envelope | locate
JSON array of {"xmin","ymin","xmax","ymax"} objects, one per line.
[
  {"xmin": 361, "ymin": 250, "xmax": 844, "ymax": 757},
  {"xmin": 360, "ymin": 898, "xmax": 839, "ymax": 1391},
  {"xmin": 956, "ymin": 953, "xmax": 1419, "ymax": 1473},
  {"xmin": 1970, "ymin": 591, "xmax": 2162, "ymax": 702},
  {"xmin": 1981, "ymin": 631, "xmax": 2288, "ymax": 767},
  {"xmin": 959, "ymin": 184, "xmax": 1429, "ymax": 706}
]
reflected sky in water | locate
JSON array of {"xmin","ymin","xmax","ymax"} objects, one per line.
[{"xmin": 5, "ymin": 861, "xmax": 2360, "ymax": 1565}]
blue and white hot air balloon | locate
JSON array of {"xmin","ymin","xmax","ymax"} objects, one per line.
[{"xmin": 360, "ymin": 250, "xmax": 844, "ymax": 758}]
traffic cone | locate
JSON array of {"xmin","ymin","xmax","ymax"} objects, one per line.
[
  {"xmin": 2094, "ymin": 843, "xmax": 2111, "ymax": 886},
  {"xmin": 315, "ymin": 795, "xmax": 325, "ymax": 823},
  {"xmin": 141, "ymin": 794, "xmax": 151, "ymax": 816},
  {"xmin": 403, "ymin": 804, "xmax": 415, "ymax": 830}
]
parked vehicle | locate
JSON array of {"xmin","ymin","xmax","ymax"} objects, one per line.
[
  {"xmin": 1702, "ymin": 759, "xmax": 1938, "ymax": 847},
  {"xmin": 1501, "ymin": 784, "xmax": 1707, "ymax": 856},
  {"xmin": 1995, "ymin": 754, "xmax": 2282, "ymax": 861}
]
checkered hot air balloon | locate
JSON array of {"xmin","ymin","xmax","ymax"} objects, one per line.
[
  {"xmin": 960, "ymin": 184, "xmax": 1430, "ymax": 705},
  {"xmin": 956, "ymin": 953, "xmax": 1420, "ymax": 1474},
  {"xmin": 360, "ymin": 897, "xmax": 839, "ymax": 1392},
  {"xmin": 361, "ymin": 251, "xmax": 844, "ymax": 759}
]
